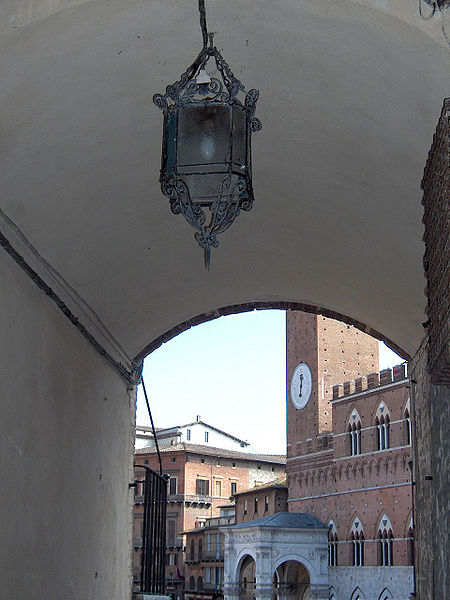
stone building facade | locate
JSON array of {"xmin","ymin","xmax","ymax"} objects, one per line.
[
  {"xmin": 133, "ymin": 442, "xmax": 285, "ymax": 596},
  {"xmin": 286, "ymin": 313, "xmax": 414, "ymax": 600}
]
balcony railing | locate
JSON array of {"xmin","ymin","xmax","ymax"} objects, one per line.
[
  {"xmin": 185, "ymin": 586, "xmax": 224, "ymax": 595},
  {"xmin": 166, "ymin": 536, "xmax": 184, "ymax": 549},
  {"xmin": 204, "ymin": 548, "xmax": 224, "ymax": 561}
]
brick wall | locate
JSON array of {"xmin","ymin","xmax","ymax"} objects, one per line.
[
  {"xmin": 421, "ymin": 98, "xmax": 450, "ymax": 385},
  {"xmin": 410, "ymin": 341, "xmax": 450, "ymax": 599},
  {"xmin": 234, "ymin": 485, "xmax": 288, "ymax": 523},
  {"xmin": 286, "ymin": 312, "xmax": 379, "ymax": 459}
]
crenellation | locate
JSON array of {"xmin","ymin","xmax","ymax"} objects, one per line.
[
  {"xmin": 343, "ymin": 380, "xmax": 353, "ymax": 396},
  {"xmin": 393, "ymin": 364, "xmax": 406, "ymax": 382},
  {"xmin": 366, "ymin": 372, "xmax": 380, "ymax": 388},
  {"xmin": 380, "ymin": 368, "xmax": 393, "ymax": 385},
  {"xmin": 354, "ymin": 376, "xmax": 365, "ymax": 393},
  {"xmin": 331, "ymin": 365, "xmax": 408, "ymax": 401}
]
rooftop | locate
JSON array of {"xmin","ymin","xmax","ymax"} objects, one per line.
[
  {"xmin": 233, "ymin": 476, "xmax": 287, "ymax": 497},
  {"xmin": 135, "ymin": 442, "xmax": 286, "ymax": 464},
  {"xmin": 135, "ymin": 419, "xmax": 249, "ymax": 446},
  {"xmin": 225, "ymin": 512, "xmax": 327, "ymax": 530}
]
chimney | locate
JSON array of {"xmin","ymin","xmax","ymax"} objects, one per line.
[{"xmin": 196, "ymin": 415, "xmax": 201, "ymax": 422}]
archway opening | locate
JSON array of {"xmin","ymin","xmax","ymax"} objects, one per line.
[
  {"xmin": 239, "ymin": 555, "xmax": 256, "ymax": 600},
  {"xmin": 273, "ymin": 560, "xmax": 310, "ymax": 600}
]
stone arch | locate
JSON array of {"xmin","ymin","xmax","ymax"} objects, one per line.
[
  {"xmin": 404, "ymin": 512, "xmax": 414, "ymax": 538},
  {"xmin": 272, "ymin": 554, "xmax": 314, "ymax": 580},
  {"xmin": 350, "ymin": 588, "xmax": 366, "ymax": 600},
  {"xmin": 405, "ymin": 513, "xmax": 414, "ymax": 566},
  {"xmin": 350, "ymin": 516, "xmax": 365, "ymax": 567},
  {"xmin": 345, "ymin": 464, "xmax": 351, "ymax": 480},
  {"xmin": 328, "ymin": 520, "xmax": 339, "ymax": 567},
  {"xmin": 136, "ymin": 301, "xmax": 407, "ymax": 362},
  {"xmin": 236, "ymin": 553, "xmax": 256, "ymax": 598},
  {"xmin": 378, "ymin": 588, "xmax": 395, "ymax": 600},
  {"xmin": 404, "ymin": 397, "xmax": 412, "ymax": 445},
  {"xmin": 347, "ymin": 408, "xmax": 363, "ymax": 455},
  {"xmin": 384, "ymin": 455, "xmax": 393, "ymax": 475},
  {"xmin": 402, "ymin": 453, "xmax": 409, "ymax": 471},
  {"xmin": 331, "ymin": 466, "xmax": 337, "ymax": 482},
  {"xmin": 377, "ymin": 513, "xmax": 394, "ymax": 566},
  {"xmin": 234, "ymin": 550, "xmax": 257, "ymax": 581},
  {"xmin": 393, "ymin": 453, "xmax": 400, "ymax": 472},
  {"xmin": 329, "ymin": 586, "xmax": 339, "ymax": 600},
  {"xmin": 375, "ymin": 401, "xmax": 390, "ymax": 451},
  {"xmin": 272, "ymin": 559, "xmax": 311, "ymax": 600}
]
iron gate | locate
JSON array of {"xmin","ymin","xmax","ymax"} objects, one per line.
[{"xmin": 136, "ymin": 465, "xmax": 168, "ymax": 594}]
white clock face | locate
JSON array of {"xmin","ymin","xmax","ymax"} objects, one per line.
[{"xmin": 290, "ymin": 362, "xmax": 312, "ymax": 410}]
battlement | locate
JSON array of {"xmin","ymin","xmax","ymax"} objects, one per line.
[{"xmin": 332, "ymin": 363, "xmax": 408, "ymax": 401}]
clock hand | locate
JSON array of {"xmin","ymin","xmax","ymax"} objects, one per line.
[{"xmin": 299, "ymin": 373, "xmax": 304, "ymax": 398}]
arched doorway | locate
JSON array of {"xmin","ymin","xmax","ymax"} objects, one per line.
[
  {"xmin": 273, "ymin": 560, "xmax": 310, "ymax": 600},
  {"xmin": 239, "ymin": 554, "xmax": 256, "ymax": 600}
]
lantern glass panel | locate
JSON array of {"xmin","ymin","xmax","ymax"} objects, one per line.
[
  {"xmin": 178, "ymin": 105, "xmax": 231, "ymax": 167},
  {"xmin": 232, "ymin": 104, "xmax": 246, "ymax": 174},
  {"xmin": 164, "ymin": 108, "xmax": 177, "ymax": 170}
]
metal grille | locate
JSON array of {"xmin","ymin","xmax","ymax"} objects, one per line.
[{"xmin": 138, "ymin": 466, "xmax": 168, "ymax": 594}]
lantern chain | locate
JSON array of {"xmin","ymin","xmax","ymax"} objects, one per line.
[{"xmin": 199, "ymin": 0, "xmax": 208, "ymax": 48}]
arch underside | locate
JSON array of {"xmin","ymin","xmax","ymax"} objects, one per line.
[{"xmin": 1, "ymin": 0, "xmax": 448, "ymax": 364}]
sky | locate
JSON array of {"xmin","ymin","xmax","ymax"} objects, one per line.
[{"xmin": 136, "ymin": 310, "xmax": 403, "ymax": 455}]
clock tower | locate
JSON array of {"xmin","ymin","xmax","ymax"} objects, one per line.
[{"xmin": 286, "ymin": 311, "xmax": 378, "ymax": 461}]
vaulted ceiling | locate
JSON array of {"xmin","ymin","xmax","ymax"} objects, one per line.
[{"xmin": 1, "ymin": 0, "xmax": 448, "ymax": 368}]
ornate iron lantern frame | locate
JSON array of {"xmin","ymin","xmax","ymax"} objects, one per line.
[{"xmin": 153, "ymin": 0, "xmax": 262, "ymax": 268}]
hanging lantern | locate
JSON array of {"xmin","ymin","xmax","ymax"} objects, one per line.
[{"xmin": 153, "ymin": 0, "xmax": 262, "ymax": 268}]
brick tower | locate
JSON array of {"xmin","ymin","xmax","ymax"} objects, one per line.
[{"xmin": 286, "ymin": 311, "xmax": 378, "ymax": 461}]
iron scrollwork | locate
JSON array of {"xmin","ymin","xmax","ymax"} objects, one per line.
[{"xmin": 153, "ymin": 2, "xmax": 262, "ymax": 268}]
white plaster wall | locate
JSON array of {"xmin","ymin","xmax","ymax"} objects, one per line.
[
  {"xmin": 0, "ymin": 250, "xmax": 135, "ymax": 600},
  {"xmin": 328, "ymin": 566, "xmax": 414, "ymax": 599},
  {"xmin": 248, "ymin": 464, "xmax": 284, "ymax": 487},
  {"xmin": 180, "ymin": 424, "xmax": 248, "ymax": 451}
]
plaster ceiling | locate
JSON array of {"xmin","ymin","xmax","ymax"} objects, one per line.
[{"xmin": 0, "ymin": 0, "xmax": 448, "ymax": 364}]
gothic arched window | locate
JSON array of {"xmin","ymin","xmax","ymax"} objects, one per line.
[
  {"xmin": 407, "ymin": 515, "xmax": 414, "ymax": 566},
  {"xmin": 378, "ymin": 514, "xmax": 394, "ymax": 566},
  {"xmin": 404, "ymin": 398, "xmax": 412, "ymax": 445},
  {"xmin": 350, "ymin": 518, "xmax": 365, "ymax": 566},
  {"xmin": 348, "ymin": 409, "xmax": 362, "ymax": 455},
  {"xmin": 328, "ymin": 520, "xmax": 338, "ymax": 566},
  {"xmin": 375, "ymin": 403, "xmax": 390, "ymax": 450}
]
